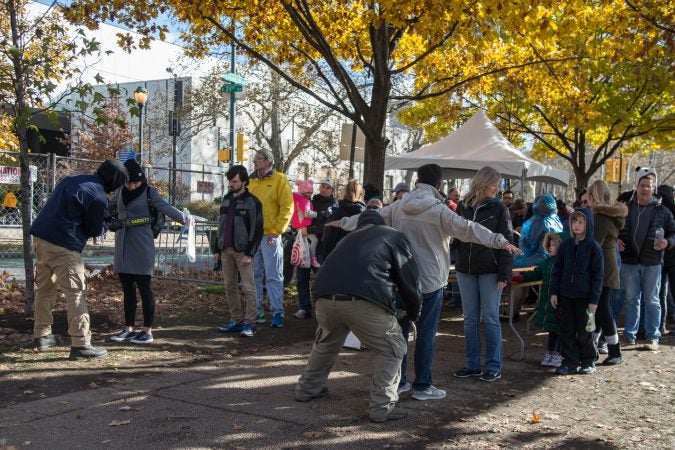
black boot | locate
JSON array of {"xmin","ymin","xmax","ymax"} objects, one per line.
[{"xmin": 602, "ymin": 344, "xmax": 623, "ymax": 365}]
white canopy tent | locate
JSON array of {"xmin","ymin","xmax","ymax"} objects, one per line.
[{"xmin": 385, "ymin": 110, "xmax": 569, "ymax": 187}]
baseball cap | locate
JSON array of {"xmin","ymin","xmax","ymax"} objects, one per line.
[
  {"xmin": 319, "ymin": 178, "xmax": 335, "ymax": 189},
  {"xmin": 392, "ymin": 182, "xmax": 410, "ymax": 193}
]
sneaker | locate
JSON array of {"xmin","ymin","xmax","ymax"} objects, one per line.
[
  {"xmin": 551, "ymin": 352, "xmax": 563, "ymax": 368},
  {"xmin": 218, "ymin": 320, "xmax": 243, "ymax": 333},
  {"xmin": 541, "ymin": 351, "xmax": 553, "ymax": 366},
  {"xmin": 370, "ymin": 407, "xmax": 409, "ymax": 423},
  {"xmin": 453, "ymin": 368, "xmax": 483, "ymax": 378},
  {"xmin": 310, "ymin": 256, "xmax": 321, "ymax": 268},
  {"xmin": 623, "ymin": 336, "xmax": 636, "ymax": 346},
  {"xmin": 555, "ymin": 364, "xmax": 577, "ymax": 375},
  {"xmin": 578, "ymin": 364, "xmax": 596, "ymax": 374},
  {"xmin": 240, "ymin": 324, "xmax": 256, "ymax": 337},
  {"xmin": 33, "ymin": 334, "xmax": 60, "ymax": 352},
  {"xmin": 255, "ymin": 312, "xmax": 266, "ymax": 324},
  {"xmin": 129, "ymin": 331, "xmax": 154, "ymax": 344},
  {"xmin": 271, "ymin": 313, "xmax": 285, "ymax": 328},
  {"xmin": 597, "ymin": 342, "xmax": 609, "ymax": 354},
  {"xmin": 294, "ymin": 309, "xmax": 309, "ymax": 319},
  {"xmin": 479, "ymin": 371, "xmax": 502, "ymax": 382},
  {"xmin": 397, "ymin": 382, "xmax": 411, "ymax": 395},
  {"xmin": 412, "ymin": 385, "xmax": 446, "ymax": 401},
  {"xmin": 110, "ymin": 330, "xmax": 137, "ymax": 342},
  {"xmin": 69, "ymin": 345, "xmax": 108, "ymax": 360},
  {"xmin": 643, "ymin": 340, "xmax": 659, "ymax": 351},
  {"xmin": 295, "ymin": 386, "xmax": 328, "ymax": 402}
]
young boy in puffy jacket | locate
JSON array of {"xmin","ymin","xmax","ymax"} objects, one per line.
[{"xmin": 550, "ymin": 209, "xmax": 604, "ymax": 375}]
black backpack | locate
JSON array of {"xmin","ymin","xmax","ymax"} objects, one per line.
[{"xmin": 146, "ymin": 187, "xmax": 166, "ymax": 238}]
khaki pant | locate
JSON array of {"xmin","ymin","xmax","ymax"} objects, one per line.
[
  {"xmin": 33, "ymin": 237, "xmax": 90, "ymax": 346},
  {"xmin": 221, "ymin": 247, "xmax": 257, "ymax": 324},
  {"xmin": 296, "ymin": 297, "xmax": 407, "ymax": 420}
]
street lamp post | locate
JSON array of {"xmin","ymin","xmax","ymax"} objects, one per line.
[{"xmin": 134, "ymin": 86, "xmax": 149, "ymax": 163}]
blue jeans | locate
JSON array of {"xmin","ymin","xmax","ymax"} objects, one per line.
[
  {"xmin": 456, "ymin": 272, "xmax": 503, "ymax": 373},
  {"xmin": 400, "ymin": 288, "xmax": 443, "ymax": 390},
  {"xmin": 253, "ymin": 235, "xmax": 285, "ymax": 315},
  {"xmin": 622, "ymin": 264, "xmax": 661, "ymax": 342}
]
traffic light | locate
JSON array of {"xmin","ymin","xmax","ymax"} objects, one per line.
[
  {"xmin": 236, "ymin": 133, "xmax": 250, "ymax": 162},
  {"xmin": 604, "ymin": 159, "xmax": 626, "ymax": 183},
  {"xmin": 218, "ymin": 148, "xmax": 231, "ymax": 162}
]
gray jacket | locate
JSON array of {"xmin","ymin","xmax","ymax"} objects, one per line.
[
  {"xmin": 341, "ymin": 183, "xmax": 508, "ymax": 293},
  {"xmin": 112, "ymin": 186, "xmax": 185, "ymax": 275}
]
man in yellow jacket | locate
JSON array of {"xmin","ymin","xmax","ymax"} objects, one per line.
[{"xmin": 248, "ymin": 148, "xmax": 294, "ymax": 327}]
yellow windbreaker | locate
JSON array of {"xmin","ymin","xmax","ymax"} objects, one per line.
[{"xmin": 248, "ymin": 169, "xmax": 294, "ymax": 235}]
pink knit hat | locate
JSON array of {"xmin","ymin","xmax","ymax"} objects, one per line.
[{"xmin": 295, "ymin": 179, "xmax": 314, "ymax": 194}]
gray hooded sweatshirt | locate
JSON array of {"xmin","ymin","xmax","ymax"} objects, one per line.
[{"xmin": 341, "ymin": 183, "xmax": 508, "ymax": 293}]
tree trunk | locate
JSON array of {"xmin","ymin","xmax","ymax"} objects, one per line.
[{"xmin": 18, "ymin": 128, "xmax": 35, "ymax": 313}]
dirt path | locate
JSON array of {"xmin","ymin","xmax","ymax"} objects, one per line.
[{"xmin": 0, "ymin": 274, "xmax": 673, "ymax": 448}]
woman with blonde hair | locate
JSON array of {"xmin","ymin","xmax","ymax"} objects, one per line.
[
  {"xmin": 586, "ymin": 179, "xmax": 628, "ymax": 365},
  {"xmin": 322, "ymin": 180, "xmax": 366, "ymax": 257},
  {"xmin": 452, "ymin": 166, "xmax": 514, "ymax": 382}
]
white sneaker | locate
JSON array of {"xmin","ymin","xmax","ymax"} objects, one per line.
[
  {"xmin": 551, "ymin": 352, "xmax": 563, "ymax": 368},
  {"xmin": 541, "ymin": 351, "xmax": 553, "ymax": 366},
  {"xmin": 397, "ymin": 382, "xmax": 411, "ymax": 395},
  {"xmin": 412, "ymin": 385, "xmax": 446, "ymax": 401}
]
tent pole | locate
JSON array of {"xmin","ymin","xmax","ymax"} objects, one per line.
[{"xmin": 521, "ymin": 168, "xmax": 526, "ymax": 200}]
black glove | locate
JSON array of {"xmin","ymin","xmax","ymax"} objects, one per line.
[{"xmin": 105, "ymin": 214, "xmax": 123, "ymax": 232}]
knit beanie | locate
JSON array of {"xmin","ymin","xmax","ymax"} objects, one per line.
[
  {"xmin": 123, "ymin": 158, "xmax": 144, "ymax": 183},
  {"xmin": 295, "ymin": 179, "xmax": 314, "ymax": 194},
  {"xmin": 255, "ymin": 148, "xmax": 274, "ymax": 163}
]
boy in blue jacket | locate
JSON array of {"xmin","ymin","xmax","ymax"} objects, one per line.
[{"xmin": 550, "ymin": 209, "xmax": 604, "ymax": 375}]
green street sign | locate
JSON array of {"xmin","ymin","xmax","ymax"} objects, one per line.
[
  {"xmin": 222, "ymin": 73, "xmax": 246, "ymax": 86},
  {"xmin": 221, "ymin": 83, "xmax": 244, "ymax": 93}
]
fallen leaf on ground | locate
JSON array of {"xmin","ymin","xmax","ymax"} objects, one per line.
[
  {"xmin": 87, "ymin": 382, "xmax": 99, "ymax": 389},
  {"xmin": 229, "ymin": 424, "xmax": 245, "ymax": 430},
  {"xmin": 530, "ymin": 411, "xmax": 542, "ymax": 424},
  {"xmin": 109, "ymin": 419, "xmax": 131, "ymax": 426},
  {"xmin": 303, "ymin": 431, "xmax": 326, "ymax": 438}
]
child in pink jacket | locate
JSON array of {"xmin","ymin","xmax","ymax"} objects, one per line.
[{"xmin": 292, "ymin": 179, "xmax": 320, "ymax": 268}]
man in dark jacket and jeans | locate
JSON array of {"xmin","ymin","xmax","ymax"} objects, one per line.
[
  {"xmin": 31, "ymin": 160, "xmax": 128, "ymax": 360},
  {"xmin": 212, "ymin": 165, "xmax": 264, "ymax": 337},
  {"xmin": 619, "ymin": 167, "xmax": 675, "ymax": 350},
  {"xmin": 295, "ymin": 211, "xmax": 422, "ymax": 423}
]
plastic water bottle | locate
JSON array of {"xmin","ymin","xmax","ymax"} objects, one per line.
[{"xmin": 654, "ymin": 226, "xmax": 664, "ymax": 250}]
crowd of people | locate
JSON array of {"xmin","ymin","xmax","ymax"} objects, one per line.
[{"xmin": 28, "ymin": 151, "xmax": 674, "ymax": 423}]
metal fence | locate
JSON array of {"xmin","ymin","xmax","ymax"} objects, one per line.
[{"xmin": 0, "ymin": 151, "xmax": 224, "ymax": 284}]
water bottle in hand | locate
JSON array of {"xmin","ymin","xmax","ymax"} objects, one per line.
[
  {"xmin": 654, "ymin": 226, "xmax": 664, "ymax": 250},
  {"xmin": 585, "ymin": 309, "xmax": 595, "ymax": 332}
]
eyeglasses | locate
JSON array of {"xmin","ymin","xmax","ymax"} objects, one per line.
[
  {"xmin": 502, "ymin": 196, "xmax": 513, "ymax": 200},
  {"xmin": 366, "ymin": 206, "xmax": 381, "ymax": 210}
]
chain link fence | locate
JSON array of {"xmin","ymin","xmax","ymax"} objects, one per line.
[{"xmin": 0, "ymin": 151, "xmax": 225, "ymax": 284}]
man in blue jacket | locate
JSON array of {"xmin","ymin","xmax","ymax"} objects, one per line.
[{"xmin": 31, "ymin": 160, "xmax": 128, "ymax": 360}]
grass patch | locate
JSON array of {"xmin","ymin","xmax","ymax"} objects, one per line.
[{"xmin": 198, "ymin": 284, "xmax": 225, "ymax": 294}]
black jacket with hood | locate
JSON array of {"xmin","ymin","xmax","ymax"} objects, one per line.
[
  {"xmin": 550, "ymin": 208, "xmax": 604, "ymax": 305},
  {"xmin": 211, "ymin": 189, "xmax": 264, "ymax": 257}
]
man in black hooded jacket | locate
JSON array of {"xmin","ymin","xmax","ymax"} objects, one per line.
[
  {"xmin": 295, "ymin": 210, "xmax": 422, "ymax": 423},
  {"xmin": 31, "ymin": 160, "xmax": 128, "ymax": 360}
]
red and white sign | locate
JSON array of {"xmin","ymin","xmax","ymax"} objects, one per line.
[{"xmin": 0, "ymin": 165, "xmax": 37, "ymax": 184}]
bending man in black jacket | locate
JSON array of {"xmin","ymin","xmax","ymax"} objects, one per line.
[{"xmin": 295, "ymin": 210, "xmax": 422, "ymax": 423}]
